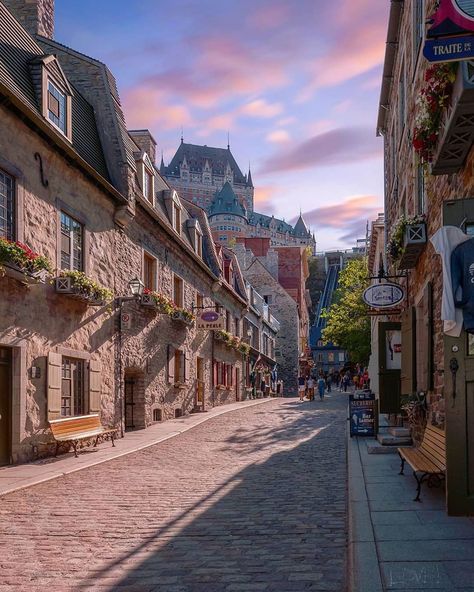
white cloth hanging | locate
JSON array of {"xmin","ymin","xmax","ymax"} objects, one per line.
[{"xmin": 430, "ymin": 225, "xmax": 471, "ymax": 336}]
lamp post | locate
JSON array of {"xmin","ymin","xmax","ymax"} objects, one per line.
[{"xmin": 128, "ymin": 277, "xmax": 145, "ymax": 298}]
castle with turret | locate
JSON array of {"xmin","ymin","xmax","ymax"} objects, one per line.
[{"xmin": 162, "ymin": 139, "xmax": 315, "ymax": 250}]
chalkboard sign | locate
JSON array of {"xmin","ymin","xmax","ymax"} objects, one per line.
[{"xmin": 349, "ymin": 391, "xmax": 378, "ymax": 437}]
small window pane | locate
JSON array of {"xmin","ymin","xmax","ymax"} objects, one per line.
[
  {"xmin": 47, "ymin": 81, "xmax": 66, "ymax": 133},
  {"xmin": 468, "ymin": 334, "xmax": 474, "ymax": 356},
  {"xmin": 0, "ymin": 169, "xmax": 14, "ymax": 240},
  {"xmin": 60, "ymin": 211, "xmax": 83, "ymax": 271}
]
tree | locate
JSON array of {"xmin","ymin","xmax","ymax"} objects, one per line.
[{"xmin": 321, "ymin": 257, "xmax": 370, "ymax": 364}]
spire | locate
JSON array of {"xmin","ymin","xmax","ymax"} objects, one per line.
[
  {"xmin": 180, "ymin": 127, "xmax": 184, "ymax": 144},
  {"xmin": 227, "ymin": 131, "xmax": 230, "ymax": 150},
  {"xmin": 160, "ymin": 151, "xmax": 165, "ymax": 175},
  {"xmin": 247, "ymin": 164, "xmax": 253, "ymax": 187}
]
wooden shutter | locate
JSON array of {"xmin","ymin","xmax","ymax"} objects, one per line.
[
  {"xmin": 89, "ymin": 359, "xmax": 101, "ymax": 413},
  {"xmin": 167, "ymin": 345, "xmax": 175, "ymax": 384},
  {"xmin": 401, "ymin": 307, "xmax": 416, "ymax": 396},
  {"xmin": 183, "ymin": 352, "xmax": 188, "ymax": 383},
  {"xmin": 213, "ymin": 361, "xmax": 218, "ymax": 387},
  {"xmin": 47, "ymin": 351, "xmax": 62, "ymax": 420}
]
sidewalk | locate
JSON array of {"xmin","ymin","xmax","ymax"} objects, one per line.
[
  {"xmin": 349, "ymin": 433, "xmax": 474, "ymax": 591},
  {"xmin": 0, "ymin": 397, "xmax": 273, "ymax": 497}
]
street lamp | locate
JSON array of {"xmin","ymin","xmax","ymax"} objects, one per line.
[{"xmin": 128, "ymin": 277, "xmax": 145, "ymax": 298}]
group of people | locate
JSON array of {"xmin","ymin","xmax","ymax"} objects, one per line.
[{"xmin": 298, "ymin": 367, "xmax": 370, "ymax": 402}]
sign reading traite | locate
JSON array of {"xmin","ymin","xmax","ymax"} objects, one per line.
[
  {"xmin": 424, "ymin": 0, "xmax": 474, "ymax": 63},
  {"xmin": 196, "ymin": 310, "xmax": 225, "ymax": 330}
]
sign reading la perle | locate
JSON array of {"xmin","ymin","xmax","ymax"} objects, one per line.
[
  {"xmin": 424, "ymin": 0, "xmax": 474, "ymax": 63},
  {"xmin": 196, "ymin": 310, "xmax": 225, "ymax": 330}
]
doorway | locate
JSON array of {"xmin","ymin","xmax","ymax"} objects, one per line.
[
  {"xmin": 443, "ymin": 198, "xmax": 474, "ymax": 514},
  {"xmin": 0, "ymin": 347, "xmax": 12, "ymax": 465},
  {"xmin": 378, "ymin": 322, "xmax": 402, "ymax": 414},
  {"xmin": 124, "ymin": 375, "xmax": 136, "ymax": 430},
  {"xmin": 235, "ymin": 367, "xmax": 240, "ymax": 401}
]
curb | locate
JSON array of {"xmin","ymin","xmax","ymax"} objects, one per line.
[
  {"xmin": 0, "ymin": 397, "xmax": 275, "ymax": 497},
  {"xmin": 347, "ymin": 430, "xmax": 384, "ymax": 592}
]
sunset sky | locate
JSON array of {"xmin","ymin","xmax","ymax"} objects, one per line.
[{"xmin": 56, "ymin": 0, "xmax": 390, "ymax": 251}]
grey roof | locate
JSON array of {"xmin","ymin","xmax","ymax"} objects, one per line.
[
  {"xmin": 164, "ymin": 141, "xmax": 248, "ymax": 185},
  {"xmin": 208, "ymin": 182, "xmax": 247, "ymax": 218},
  {"xmin": 293, "ymin": 214, "xmax": 311, "ymax": 238},
  {"xmin": 36, "ymin": 35, "xmax": 136, "ymax": 195},
  {"xmin": 0, "ymin": 3, "xmax": 110, "ymax": 181},
  {"xmin": 248, "ymin": 212, "xmax": 293, "ymax": 233}
]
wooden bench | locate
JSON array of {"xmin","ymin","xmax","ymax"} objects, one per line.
[
  {"xmin": 49, "ymin": 414, "xmax": 117, "ymax": 458},
  {"xmin": 398, "ymin": 424, "xmax": 446, "ymax": 502}
]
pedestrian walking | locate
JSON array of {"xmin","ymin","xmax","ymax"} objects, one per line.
[
  {"xmin": 353, "ymin": 374, "xmax": 359, "ymax": 390},
  {"xmin": 342, "ymin": 372, "xmax": 350, "ymax": 393},
  {"xmin": 306, "ymin": 376, "xmax": 315, "ymax": 400},
  {"xmin": 326, "ymin": 374, "xmax": 332, "ymax": 392},
  {"xmin": 317, "ymin": 375, "xmax": 326, "ymax": 400},
  {"xmin": 298, "ymin": 374, "xmax": 306, "ymax": 402}
]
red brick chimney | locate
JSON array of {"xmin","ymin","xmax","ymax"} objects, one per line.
[{"xmin": 3, "ymin": 0, "xmax": 54, "ymax": 39}]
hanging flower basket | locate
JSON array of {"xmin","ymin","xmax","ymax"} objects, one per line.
[
  {"xmin": 0, "ymin": 238, "xmax": 52, "ymax": 283},
  {"xmin": 140, "ymin": 290, "xmax": 175, "ymax": 314},
  {"xmin": 413, "ymin": 63, "xmax": 457, "ymax": 163},
  {"xmin": 387, "ymin": 215, "xmax": 427, "ymax": 269},
  {"xmin": 55, "ymin": 271, "xmax": 113, "ymax": 306}
]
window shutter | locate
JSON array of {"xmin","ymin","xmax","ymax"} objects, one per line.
[
  {"xmin": 213, "ymin": 361, "xmax": 218, "ymax": 387},
  {"xmin": 183, "ymin": 352, "xmax": 188, "ymax": 383},
  {"xmin": 424, "ymin": 282, "xmax": 433, "ymax": 391},
  {"xmin": 47, "ymin": 351, "xmax": 62, "ymax": 420},
  {"xmin": 167, "ymin": 345, "xmax": 175, "ymax": 384},
  {"xmin": 401, "ymin": 307, "xmax": 416, "ymax": 396},
  {"xmin": 89, "ymin": 360, "xmax": 101, "ymax": 413}
]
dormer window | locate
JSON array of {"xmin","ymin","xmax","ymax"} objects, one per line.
[
  {"xmin": 173, "ymin": 203, "xmax": 181, "ymax": 234},
  {"xmin": 47, "ymin": 81, "xmax": 66, "ymax": 133},
  {"xmin": 196, "ymin": 232, "xmax": 203, "ymax": 258},
  {"xmin": 143, "ymin": 169, "xmax": 154, "ymax": 203}
]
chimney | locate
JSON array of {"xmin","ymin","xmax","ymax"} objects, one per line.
[
  {"xmin": 129, "ymin": 130, "xmax": 157, "ymax": 163},
  {"xmin": 3, "ymin": 0, "xmax": 54, "ymax": 39}
]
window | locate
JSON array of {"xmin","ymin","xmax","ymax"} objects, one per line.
[
  {"xmin": 328, "ymin": 352, "xmax": 335, "ymax": 363},
  {"xmin": 0, "ymin": 168, "xmax": 14, "ymax": 240},
  {"xmin": 398, "ymin": 61, "xmax": 406, "ymax": 133},
  {"xmin": 196, "ymin": 233, "xmax": 203, "ymax": 258},
  {"xmin": 338, "ymin": 352, "xmax": 345, "ymax": 363},
  {"xmin": 143, "ymin": 252, "xmax": 156, "ymax": 291},
  {"xmin": 174, "ymin": 349, "xmax": 186, "ymax": 383},
  {"xmin": 263, "ymin": 295, "xmax": 272, "ymax": 305},
  {"xmin": 60, "ymin": 211, "xmax": 83, "ymax": 271},
  {"xmin": 234, "ymin": 317, "xmax": 240, "ymax": 337},
  {"xmin": 196, "ymin": 292, "xmax": 204, "ymax": 310},
  {"xmin": 416, "ymin": 165, "xmax": 425, "ymax": 214},
  {"xmin": 226, "ymin": 310, "xmax": 231, "ymax": 332},
  {"xmin": 317, "ymin": 340, "xmax": 323, "ymax": 348},
  {"xmin": 318, "ymin": 353, "xmax": 323, "ymax": 363},
  {"xmin": 143, "ymin": 170, "xmax": 153, "ymax": 202},
  {"xmin": 413, "ymin": 0, "xmax": 424, "ymax": 66},
  {"xmin": 173, "ymin": 203, "xmax": 181, "ymax": 234},
  {"xmin": 173, "ymin": 275, "xmax": 184, "ymax": 308},
  {"xmin": 61, "ymin": 357, "xmax": 85, "ymax": 417},
  {"xmin": 47, "ymin": 81, "xmax": 67, "ymax": 134}
]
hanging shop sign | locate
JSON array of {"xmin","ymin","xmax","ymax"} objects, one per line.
[
  {"xmin": 424, "ymin": 0, "xmax": 474, "ymax": 63},
  {"xmin": 196, "ymin": 310, "xmax": 225, "ymax": 330},
  {"xmin": 362, "ymin": 283, "xmax": 405, "ymax": 309}
]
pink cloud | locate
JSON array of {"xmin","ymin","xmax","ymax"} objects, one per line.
[
  {"xmin": 122, "ymin": 86, "xmax": 193, "ymax": 130},
  {"xmin": 266, "ymin": 130, "xmax": 291, "ymax": 144},
  {"xmin": 260, "ymin": 127, "xmax": 382, "ymax": 174},
  {"xmin": 240, "ymin": 99, "xmax": 283, "ymax": 118}
]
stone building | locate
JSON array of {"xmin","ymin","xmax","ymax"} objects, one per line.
[
  {"xmin": 0, "ymin": 0, "xmax": 281, "ymax": 465},
  {"xmin": 162, "ymin": 140, "xmax": 316, "ymax": 250},
  {"xmin": 377, "ymin": 0, "xmax": 474, "ymax": 514}
]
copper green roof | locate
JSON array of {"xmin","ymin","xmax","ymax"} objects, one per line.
[{"xmin": 208, "ymin": 182, "xmax": 247, "ymax": 219}]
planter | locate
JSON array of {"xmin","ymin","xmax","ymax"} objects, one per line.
[
  {"xmin": 2, "ymin": 262, "xmax": 48, "ymax": 284},
  {"xmin": 173, "ymin": 382, "xmax": 187, "ymax": 389},
  {"xmin": 171, "ymin": 310, "xmax": 194, "ymax": 326},
  {"xmin": 140, "ymin": 293, "xmax": 157, "ymax": 307},
  {"xmin": 398, "ymin": 223, "xmax": 427, "ymax": 270},
  {"xmin": 55, "ymin": 276, "xmax": 107, "ymax": 306}
]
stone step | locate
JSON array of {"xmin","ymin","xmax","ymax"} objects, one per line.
[
  {"xmin": 388, "ymin": 427, "xmax": 411, "ymax": 438},
  {"xmin": 377, "ymin": 434, "xmax": 412, "ymax": 446}
]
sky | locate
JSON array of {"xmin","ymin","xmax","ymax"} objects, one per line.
[{"xmin": 55, "ymin": 0, "xmax": 389, "ymax": 252}]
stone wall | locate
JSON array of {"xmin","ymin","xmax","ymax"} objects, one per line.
[{"xmin": 0, "ymin": 104, "xmax": 118, "ymax": 462}]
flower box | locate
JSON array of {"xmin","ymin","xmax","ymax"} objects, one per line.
[
  {"xmin": 2, "ymin": 262, "xmax": 48, "ymax": 284},
  {"xmin": 55, "ymin": 275, "xmax": 112, "ymax": 306},
  {"xmin": 173, "ymin": 382, "xmax": 187, "ymax": 389},
  {"xmin": 140, "ymin": 293, "xmax": 157, "ymax": 307},
  {"xmin": 398, "ymin": 223, "xmax": 427, "ymax": 270},
  {"xmin": 171, "ymin": 310, "xmax": 194, "ymax": 326}
]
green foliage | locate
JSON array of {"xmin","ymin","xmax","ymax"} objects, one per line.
[
  {"xmin": 0, "ymin": 238, "xmax": 52, "ymax": 275},
  {"xmin": 60, "ymin": 270, "xmax": 113, "ymax": 303},
  {"xmin": 321, "ymin": 257, "xmax": 371, "ymax": 364}
]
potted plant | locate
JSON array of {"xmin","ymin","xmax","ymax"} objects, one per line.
[
  {"xmin": 140, "ymin": 290, "xmax": 175, "ymax": 314},
  {"xmin": 55, "ymin": 270, "xmax": 113, "ymax": 305},
  {"xmin": 387, "ymin": 214, "xmax": 427, "ymax": 269},
  {"xmin": 0, "ymin": 238, "xmax": 52, "ymax": 282},
  {"xmin": 171, "ymin": 308, "xmax": 195, "ymax": 326},
  {"xmin": 238, "ymin": 342, "xmax": 251, "ymax": 356}
]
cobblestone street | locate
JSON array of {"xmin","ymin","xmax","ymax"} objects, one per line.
[{"xmin": 0, "ymin": 394, "xmax": 348, "ymax": 592}]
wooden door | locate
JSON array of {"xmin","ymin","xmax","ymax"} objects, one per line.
[
  {"xmin": 196, "ymin": 357, "xmax": 204, "ymax": 409},
  {"xmin": 124, "ymin": 375, "xmax": 135, "ymax": 430},
  {"xmin": 378, "ymin": 322, "xmax": 402, "ymax": 414},
  {"xmin": 235, "ymin": 367, "xmax": 240, "ymax": 401},
  {"xmin": 443, "ymin": 199, "xmax": 474, "ymax": 515},
  {"xmin": 0, "ymin": 347, "xmax": 11, "ymax": 465}
]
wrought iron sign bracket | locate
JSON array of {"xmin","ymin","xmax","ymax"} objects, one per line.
[{"xmin": 34, "ymin": 152, "xmax": 49, "ymax": 187}]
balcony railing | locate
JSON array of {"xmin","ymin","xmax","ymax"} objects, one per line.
[{"xmin": 432, "ymin": 61, "xmax": 474, "ymax": 175}]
